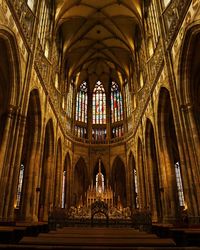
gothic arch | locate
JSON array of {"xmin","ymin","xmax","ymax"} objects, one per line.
[
  {"xmin": 145, "ymin": 118, "xmax": 162, "ymax": 222},
  {"xmin": 177, "ymin": 24, "xmax": 200, "ymax": 217},
  {"xmin": 17, "ymin": 89, "xmax": 42, "ymax": 221},
  {"xmin": 39, "ymin": 119, "xmax": 54, "ymax": 221},
  {"xmin": 73, "ymin": 157, "xmax": 88, "ymax": 207},
  {"xmin": 157, "ymin": 87, "xmax": 182, "ymax": 222},
  {"xmin": 0, "ymin": 27, "xmax": 21, "ymax": 107},
  {"xmin": 111, "ymin": 156, "xmax": 127, "ymax": 208},
  {"xmin": 0, "ymin": 28, "xmax": 21, "ymax": 181}
]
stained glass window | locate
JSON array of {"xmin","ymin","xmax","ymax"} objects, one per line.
[
  {"xmin": 93, "ymin": 81, "xmax": 106, "ymax": 124},
  {"xmin": 111, "ymin": 81, "xmax": 123, "ymax": 123},
  {"xmin": 61, "ymin": 171, "xmax": 66, "ymax": 208},
  {"xmin": 125, "ymin": 83, "xmax": 132, "ymax": 117},
  {"xmin": 75, "ymin": 126, "xmax": 87, "ymax": 138},
  {"xmin": 16, "ymin": 164, "xmax": 25, "ymax": 208},
  {"xmin": 112, "ymin": 125, "xmax": 124, "ymax": 138},
  {"xmin": 92, "ymin": 128, "xmax": 106, "ymax": 142},
  {"xmin": 76, "ymin": 82, "xmax": 88, "ymax": 123},
  {"xmin": 134, "ymin": 168, "xmax": 139, "ymax": 208},
  {"xmin": 66, "ymin": 84, "xmax": 73, "ymax": 118},
  {"xmin": 175, "ymin": 162, "xmax": 185, "ymax": 207}
]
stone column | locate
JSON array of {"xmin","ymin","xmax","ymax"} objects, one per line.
[{"xmin": 0, "ymin": 106, "xmax": 18, "ymax": 220}]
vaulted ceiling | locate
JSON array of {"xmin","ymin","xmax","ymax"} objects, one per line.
[{"xmin": 55, "ymin": 0, "xmax": 142, "ymax": 87}]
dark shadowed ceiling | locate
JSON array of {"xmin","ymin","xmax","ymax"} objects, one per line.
[{"xmin": 55, "ymin": 0, "xmax": 142, "ymax": 87}]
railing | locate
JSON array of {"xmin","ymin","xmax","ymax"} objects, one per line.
[
  {"xmin": 163, "ymin": 0, "xmax": 192, "ymax": 47},
  {"xmin": 7, "ymin": 0, "xmax": 35, "ymax": 45}
]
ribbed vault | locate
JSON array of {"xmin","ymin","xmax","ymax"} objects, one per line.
[{"xmin": 55, "ymin": 0, "xmax": 142, "ymax": 87}]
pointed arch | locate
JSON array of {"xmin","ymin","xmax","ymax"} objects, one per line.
[
  {"xmin": 17, "ymin": 89, "xmax": 42, "ymax": 220},
  {"xmin": 39, "ymin": 119, "xmax": 54, "ymax": 221},
  {"xmin": 177, "ymin": 24, "xmax": 200, "ymax": 218},
  {"xmin": 157, "ymin": 87, "xmax": 184, "ymax": 221},
  {"xmin": 111, "ymin": 156, "xmax": 126, "ymax": 208},
  {"xmin": 145, "ymin": 118, "xmax": 162, "ymax": 222},
  {"xmin": 73, "ymin": 157, "xmax": 88, "ymax": 207}
]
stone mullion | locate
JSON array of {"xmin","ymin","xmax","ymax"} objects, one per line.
[
  {"xmin": 0, "ymin": 106, "xmax": 18, "ymax": 220},
  {"xmin": 87, "ymin": 89, "xmax": 93, "ymax": 142},
  {"xmin": 156, "ymin": 0, "xmax": 199, "ymax": 223}
]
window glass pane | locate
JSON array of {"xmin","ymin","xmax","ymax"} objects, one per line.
[
  {"xmin": 111, "ymin": 81, "xmax": 123, "ymax": 123},
  {"xmin": 92, "ymin": 81, "xmax": 106, "ymax": 124},
  {"xmin": 75, "ymin": 82, "xmax": 88, "ymax": 123}
]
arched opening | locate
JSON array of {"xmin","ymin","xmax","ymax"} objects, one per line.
[
  {"xmin": 0, "ymin": 39, "xmax": 12, "ymax": 150},
  {"xmin": 137, "ymin": 138, "xmax": 147, "ymax": 209},
  {"xmin": 54, "ymin": 138, "xmax": 62, "ymax": 208},
  {"xmin": 178, "ymin": 27, "xmax": 200, "ymax": 219},
  {"xmin": 128, "ymin": 152, "xmax": 139, "ymax": 209},
  {"xmin": 145, "ymin": 119, "xmax": 162, "ymax": 222},
  {"xmin": 0, "ymin": 31, "xmax": 20, "ymax": 221},
  {"xmin": 111, "ymin": 157, "xmax": 127, "ymax": 209},
  {"xmin": 39, "ymin": 119, "xmax": 54, "ymax": 221},
  {"xmin": 62, "ymin": 153, "xmax": 71, "ymax": 208},
  {"xmin": 158, "ymin": 87, "xmax": 184, "ymax": 221},
  {"xmin": 16, "ymin": 89, "xmax": 41, "ymax": 221},
  {"xmin": 73, "ymin": 157, "xmax": 88, "ymax": 207}
]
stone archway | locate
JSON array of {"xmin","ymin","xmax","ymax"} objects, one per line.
[
  {"xmin": 17, "ymin": 89, "xmax": 42, "ymax": 221},
  {"xmin": 157, "ymin": 87, "xmax": 182, "ymax": 223},
  {"xmin": 145, "ymin": 119, "xmax": 162, "ymax": 222},
  {"xmin": 111, "ymin": 157, "xmax": 127, "ymax": 208},
  {"xmin": 73, "ymin": 157, "xmax": 88, "ymax": 207},
  {"xmin": 178, "ymin": 26, "xmax": 200, "ymax": 219},
  {"xmin": 39, "ymin": 119, "xmax": 54, "ymax": 221},
  {"xmin": 0, "ymin": 30, "xmax": 21, "ymax": 221}
]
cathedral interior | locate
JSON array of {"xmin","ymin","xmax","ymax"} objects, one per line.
[{"xmin": 0, "ymin": 0, "xmax": 200, "ymax": 248}]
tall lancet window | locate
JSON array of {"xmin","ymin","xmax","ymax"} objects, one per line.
[
  {"xmin": 175, "ymin": 162, "xmax": 185, "ymax": 207},
  {"xmin": 16, "ymin": 164, "xmax": 25, "ymax": 208},
  {"xmin": 111, "ymin": 81, "xmax": 123, "ymax": 123},
  {"xmin": 125, "ymin": 83, "xmax": 132, "ymax": 117},
  {"xmin": 61, "ymin": 170, "xmax": 66, "ymax": 208},
  {"xmin": 93, "ymin": 81, "xmax": 106, "ymax": 124},
  {"xmin": 134, "ymin": 168, "xmax": 139, "ymax": 208},
  {"xmin": 76, "ymin": 82, "xmax": 88, "ymax": 123}
]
